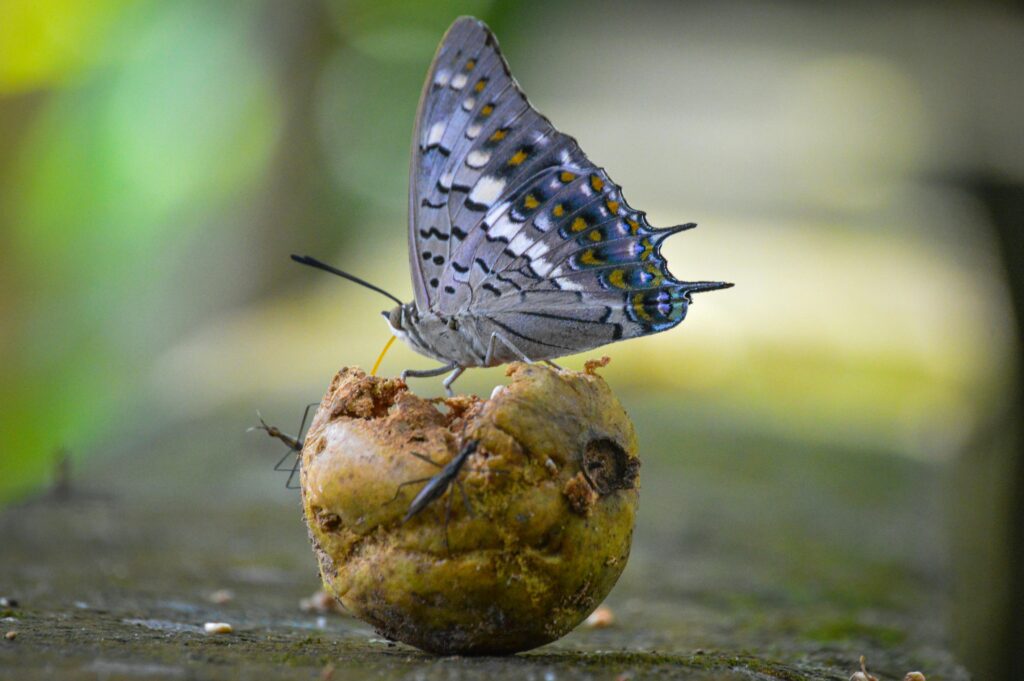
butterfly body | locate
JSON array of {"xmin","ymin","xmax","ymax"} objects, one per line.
[
  {"xmin": 385, "ymin": 304, "xmax": 488, "ymax": 367},
  {"xmin": 385, "ymin": 302, "xmax": 565, "ymax": 368},
  {"xmin": 296, "ymin": 17, "xmax": 730, "ymax": 394}
]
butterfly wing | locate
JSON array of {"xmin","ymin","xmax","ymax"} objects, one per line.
[
  {"xmin": 409, "ymin": 17, "xmax": 728, "ymax": 356},
  {"xmin": 409, "ymin": 17, "xmax": 589, "ymax": 312}
]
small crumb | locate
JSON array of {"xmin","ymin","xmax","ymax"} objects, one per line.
[
  {"xmin": 850, "ymin": 656, "xmax": 878, "ymax": 681},
  {"xmin": 904, "ymin": 674, "xmax": 926, "ymax": 681},
  {"xmin": 584, "ymin": 356, "xmax": 611, "ymax": 375},
  {"xmin": 0, "ymin": 598, "xmax": 17, "ymax": 608},
  {"xmin": 300, "ymin": 589, "xmax": 344, "ymax": 614},
  {"xmin": 5, "ymin": 631, "xmax": 17, "ymax": 641},
  {"xmin": 203, "ymin": 622, "xmax": 233, "ymax": 635},
  {"xmin": 208, "ymin": 589, "xmax": 234, "ymax": 605},
  {"xmin": 585, "ymin": 606, "xmax": 615, "ymax": 628}
]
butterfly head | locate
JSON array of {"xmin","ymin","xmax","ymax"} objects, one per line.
[
  {"xmin": 383, "ymin": 302, "xmax": 427, "ymax": 353},
  {"xmin": 383, "ymin": 303, "xmax": 415, "ymax": 335}
]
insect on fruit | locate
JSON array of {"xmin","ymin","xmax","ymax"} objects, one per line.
[
  {"xmin": 294, "ymin": 16, "xmax": 731, "ymax": 396},
  {"xmin": 250, "ymin": 404, "xmax": 315, "ymax": 489}
]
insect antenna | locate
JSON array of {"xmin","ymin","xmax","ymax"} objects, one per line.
[{"xmin": 290, "ymin": 254, "xmax": 404, "ymax": 306}]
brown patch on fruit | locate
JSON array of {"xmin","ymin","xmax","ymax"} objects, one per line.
[
  {"xmin": 312, "ymin": 507, "xmax": 342, "ymax": 533},
  {"xmin": 325, "ymin": 368, "xmax": 407, "ymax": 421},
  {"xmin": 563, "ymin": 472, "xmax": 598, "ymax": 515}
]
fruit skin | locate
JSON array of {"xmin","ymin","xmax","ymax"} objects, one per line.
[{"xmin": 299, "ymin": 361, "xmax": 640, "ymax": 655}]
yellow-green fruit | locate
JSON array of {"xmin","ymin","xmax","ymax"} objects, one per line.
[{"xmin": 300, "ymin": 360, "xmax": 639, "ymax": 655}]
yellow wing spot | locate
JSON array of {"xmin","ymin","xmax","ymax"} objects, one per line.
[
  {"xmin": 524, "ymin": 194, "xmax": 540, "ymax": 209},
  {"xmin": 559, "ymin": 171, "xmax": 576, "ymax": 183},
  {"xmin": 632, "ymin": 293, "xmax": 653, "ymax": 322},
  {"xmin": 608, "ymin": 269, "xmax": 627, "ymax": 289},
  {"xmin": 571, "ymin": 216, "xmax": 588, "ymax": 232},
  {"xmin": 590, "ymin": 175, "xmax": 604, "ymax": 191},
  {"xmin": 588, "ymin": 229, "xmax": 603, "ymax": 242},
  {"xmin": 508, "ymin": 149, "xmax": 529, "ymax": 166},
  {"xmin": 465, "ymin": 59, "xmax": 476, "ymax": 71},
  {"xmin": 489, "ymin": 128, "xmax": 507, "ymax": 142},
  {"xmin": 481, "ymin": 104, "xmax": 494, "ymax": 116},
  {"xmin": 626, "ymin": 218, "xmax": 640, "ymax": 235},
  {"xmin": 639, "ymin": 237, "xmax": 654, "ymax": 260},
  {"xmin": 645, "ymin": 264, "xmax": 663, "ymax": 287},
  {"xmin": 606, "ymin": 200, "xmax": 620, "ymax": 214},
  {"xmin": 474, "ymin": 78, "xmax": 488, "ymax": 92},
  {"xmin": 552, "ymin": 204, "xmax": 565, "ymax": 217},
  {"xmin": 580, "ymin": 249, "xmax": 602, "ymax": 266}
]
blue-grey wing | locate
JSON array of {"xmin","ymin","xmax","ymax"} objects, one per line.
[
  {"xmin": 408, "ymin": 17, "xmax": 589, "ymax": 313},
  {"xmin": 475, "ymin": 279, "xmax": 729, "ymax": 364},
  {"xmin": 411, "ymin": 17, "xmax": 729, "ymax": 347},
  {"xmin": 466, "ymin": 166, "xmax": 729, "ymax": 350}
]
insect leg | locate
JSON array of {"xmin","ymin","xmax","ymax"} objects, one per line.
[
  {"xmin": 442, "ymin": 367, "xmax": 465, "ymax": 396},
  {"xmin": 384, "ymin": 477, "xmax": 436, "ymax": 506},
  {"xmin": 484, "ymin": 331, "xmax": 533, "ymax": 366},
  {"xmin": 252, "ymin": 409, "xmax": 306, "ymax": 489},
  {"xmin": 283, "ymin": 402, "xmax": 319, "ymax": 489},
  {"xmin": 407, "ymin": 451, "xmax": 443, "ymax": 468},
  {"xmin": 456, "ymin": 478, "xmax": 475, "ymax": 518},
  {"xmin": 443, "ymin": 487, "xmax": 453, "ymax": 556},
  {"xmin": 402, "ymin": 363, "xmax": 457, "ymax": 380}
]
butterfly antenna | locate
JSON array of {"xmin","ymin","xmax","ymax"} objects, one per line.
[{"xmin": 291, "ymin": 254, "xmax": 404, "ymax": 306}]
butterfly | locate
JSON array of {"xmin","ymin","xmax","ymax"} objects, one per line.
[{"xmin": 294, "ymin": 16, "xmax": 731, "ymax": 395}]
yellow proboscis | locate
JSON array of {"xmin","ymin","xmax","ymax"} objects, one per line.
[{"xmin": 371, "ymin": 335, "xmax": 397, "ymax": 376}]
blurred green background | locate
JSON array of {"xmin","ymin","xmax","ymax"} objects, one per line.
[{"xmin": 1, "ymin": 0, "xmax": 1022, "ymax": 677}]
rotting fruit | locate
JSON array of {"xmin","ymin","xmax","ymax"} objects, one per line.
[{"xmin": 300, "ymin": 359, "xmax": 640, "ymax": 655}]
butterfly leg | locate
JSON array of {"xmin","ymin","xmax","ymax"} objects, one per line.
[
  {"xmin": 484, "ymin": 331, "xmax": 533, "ymax": 367},
  {"xmin": 442, "ymin": 367, "xmax": 465, "ymax": 396},
  {"xmin": 402, "ymin": 362, "xmax": 457, "ymax": 381}
]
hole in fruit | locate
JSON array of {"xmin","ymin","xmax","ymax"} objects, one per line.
[{"xmin": 580, "ymin": 438, "xmax": 639, "ymax": 495}]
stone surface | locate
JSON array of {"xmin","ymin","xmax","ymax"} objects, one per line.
[{"xmin": 0, "ymin": 375, "xmax": 969, "ymax": 679}]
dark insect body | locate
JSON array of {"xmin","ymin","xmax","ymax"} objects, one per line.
[
  {"xmin": 400, "ymin": 440, "xmax": 480, "ymax": 523},
  {"xmin": 292, "ymin": 16, "xmax": 731, "ymax": 395},
  {"xmin": 385, "ymin": 440, "xmax": 487, "ymax": 552}
]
